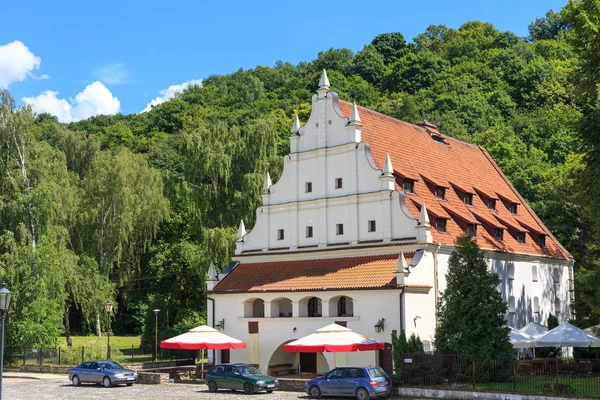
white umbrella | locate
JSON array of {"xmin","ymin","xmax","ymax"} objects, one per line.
[
  {"xmin": 519, "ymin": 322, "xmax": 548, "ymax": 338},
  {"xmin": 161, "ymin": 325, "xmax": 246, "ymax": 350},
  {"xmin": 534, "ymin": 322, "xmax": 600, "ymax": 348},
  {"xmin": 509, "ymin": 327, "xmax": 533, "ymax": 349},
  {"xmin": 284, "ymin": 324, "xmax": 384, "ymax": 353}
]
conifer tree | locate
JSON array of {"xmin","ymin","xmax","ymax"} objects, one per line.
[{"xmin": 434, "ymin": 235, "xmax": 512, "ymax": 356}]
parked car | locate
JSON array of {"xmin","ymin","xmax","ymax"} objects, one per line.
[
  {"xmin": 305, "ymin": 366, "xmax": 392, "ymax": 399},
  {"xmin": 68, "ymin": 360, "xmax": 138, "ymax": 388},
  {"xmin": 206, "ymin": 363, "xmax": 279, "ymax": 394}
]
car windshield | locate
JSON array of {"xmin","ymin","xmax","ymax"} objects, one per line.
[
  {"xmin": 368, "ymin": 367, "xmax": 386, "ymax": 378},
  {"xmin": 237, "ymin": 366, "xmax": 261, "ymax": 375},
  {"xmin": 100, "ymin": 362, "xmax": 124, "ymax": 370}
]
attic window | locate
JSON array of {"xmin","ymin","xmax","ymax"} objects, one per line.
[
  {"xmin": 403, "ymin": 180, "xmax": 414, "ymax": 193},
  {"xmin": 432, "ymin": 134, "xmax": 448, "ymax": 145},
  {"xmin": 336, "ymin": 224, "xmax": 344, "ymax": 235},
  {"xmin": 277, "ymin": 229, "xmax": 285, "ymax": 240},
  {"xmin": 467, "ymin": 224, "xmax": 477, "ymax": 237},
  {"xmin": 487, "ymin": 199, "xmax": 497, "ymax": 211},
  {"xmin": 517, "ymin": 232, "xmax": 526, "ymax": 244},
  {"xmin": 435, "ymin": 187, "xmax": 446, "ymax": 200},
  {"xmin": 436, "ymin": 218, "xmax": 447, "ymax": 233},
  {"xmin": 510, "ymin": 203, "xmax": 518, "ymax": 214},
  {"xmin": 306, "ymin": 226, "xmax": 313, "ymax": 238},
  {"xmin": 368, "ymin": 220, "xmax": 377, "ymax": 232},
  {"xmin": 464, "ymin": 193, "xmax": 473, "ymax": 206},
  {"xmin": 495, "ymin": 228, "xmax": 504, "ymax": 241},
  {"xmin": 538, "ymin": 234, "xmax": 546, "ymax": 247},
  {"xmin": 305, "ymin": 182, "xmax": 313, "ymax": 193},
  {"xmin": 335, "ymin": 178, "xmax": 343, "ymax": 189}
]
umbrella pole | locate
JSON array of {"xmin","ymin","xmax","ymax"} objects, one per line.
[{"xmin": 201, "ymin": 349, "xmax": 205, "ymax": 382}]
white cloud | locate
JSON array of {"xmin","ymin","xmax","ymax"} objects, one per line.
[
  {"xmin": 142, "ymin": 79, "xmax": 202, "ymax": 112},
  {"xmin": 23, "ymin": 82, "xmax": 120, "ymax": 123},
  {"xmin": 0, "ymin": 41, "xmax": 42, "ymax": 88},
  {"xmin": 93, "ymin": 63, "xmax": 130, "ymax": 85}
]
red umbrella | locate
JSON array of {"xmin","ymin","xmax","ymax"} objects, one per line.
[{"xmin": 284, "ymin": 324, "xmax": 384, "ymax": 353}]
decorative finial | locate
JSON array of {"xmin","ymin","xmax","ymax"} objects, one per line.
[
  {"xmin": 349, "ymin": 102, "xmax": 361, "ymax": 125},
  {"xmin": 396, "ymin": 251, "xmax": 409, "ymax": 272},
  {"xmin": 263, "ymin": 172, "xmax": 272, "ymax": 193},
  {"xmin": 419, "ymin": 203, "xmax": 431, "ymax": 226},
  {"xmin": 382, "ymin": 153, "xmax": 393, "ymax": 176},
  {"xmin": 318, "ymin": 69, "xmax": 330, "ymax": 90},
  {"xmin": 207, "ymin": 261, "xmax": 218, "ymax": 281},
  {"xmin": 237, "ymin": 220, "xmax": 246, "ymax": 241},
  {"xmin": 291, "ymin": 115, "xmax": 300, "ymax": 134}
]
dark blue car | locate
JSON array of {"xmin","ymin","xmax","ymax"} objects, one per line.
[{"xmin": 305, "ymin": 366, "xmax": 392, "ymax": 399}]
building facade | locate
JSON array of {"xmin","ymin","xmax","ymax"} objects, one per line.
[{"xmin": 205, "ymin": 71, "xmax": 574, "ymax": 375}]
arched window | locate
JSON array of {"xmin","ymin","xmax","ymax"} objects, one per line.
[
  {"xmin": 555, "ymin": 298, "xmax": 561, "ymax": 315},
  {"xmin": 337, "ymin": 296, "xmax": 347, "ymax": 317},
  {"xmin": 308, "ymin": 297, "xmax": 321, "ymax": 317},
  {"xmin": 507, "ymin": 263, "xmax": 515, "ymax": 280},
  {"xmin": 533, "ymin": 297, "xmax": 540, "ymax": 313},
  {"xmin": 532, "ymin": 266, "xmax": 538, "ymax": 282},
  {"xmin": 508, "ymin": 296, "xmax": 516, "ymax": 313},
  {"xmin": 553, "ymin": 268, "xmax": 561, "ymax": 283}
]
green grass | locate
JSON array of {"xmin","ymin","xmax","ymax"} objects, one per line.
[
  {"xmin": 476, "ymin": 377, "xmax": 600, "ymax": 397},
  {"xmin": 60, "ymin": 335, "xmax": 141, "ymax": 348}
]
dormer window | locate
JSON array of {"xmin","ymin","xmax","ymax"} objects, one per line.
[
  {"xmin": 510, "ymin": 203, "xmax": 518, "ymax": 214},
  {"xmin": 495, "ymin": 228, "xmax": 504, "ymax": 241},
  {"xmin": 277, "ymin": 229, "xmax": 285, "ymax": 240},
  {"xmin": 464, "ymin": 193, "xmax": 473, "ymax": 206},
  {"xmin": 335, "ymin": 178, "xmax": 343, "ymax": 189},
  {"xmin": 306, "ymin": 226, "xmax": 313, "ymax": 238},
  {"xmin": 517, "ymin": 232, "xmax": 526, "ymax": 244},
  {"xmin": 336, "ymin": 224, "xmax": 344, "ymax": 235},
  {"xmin": 305, "ymin": 182, "xmax": 313, "ymax": 193},
  {"xmin": 467, "ymin": 224, "xmax": 477, "ymax": 237},
  {"xmin": 403, "ymin": 179, "xmax": 414, "ymax": 193},
  {"xmin": 368, "ymin": 220, "xmax": 377, "ymax": 232},
  {"xmin": 538, "ymin": 234, "xmax": 546, "ymax": 247},
  {"xmin": 487, "ymin": 199, "xmax": 496, "ymax": 211},
  {"xmin": 435, "ymin": 187, "xmax": 446, "ymax": 200},
  {"xmin": 436, "ymin": 218, "xmax": 447, "ymax": 233}
]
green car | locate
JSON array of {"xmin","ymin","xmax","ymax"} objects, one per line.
[{"xmin": 206, "ymin": 363, "xmax": 279, "ymax": 394}]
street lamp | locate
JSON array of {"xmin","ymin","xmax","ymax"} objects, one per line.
[
  {"xmin": 0, "ymin": 283, "xmax": 13, "ymax": 400},
  {"xmin": 104, "ymin": 301, "xmax": 113, "ymax": 360},
  {"xmin": 153, "ymin": 309, "xmax": 160, "ymax": 363}
]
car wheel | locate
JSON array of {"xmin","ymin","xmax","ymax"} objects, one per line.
[
  {"xmin": 266, "ymin": 390, "xmax": 273, "ymax": 393},
  {"xmin": 207, "ymin": 380, "xmax": 218, "ymax": 392},
  {"xmin": 356, "ymin": 387, "xmax": 370, "ymax": 400},
  {"xmin": 103, "ymin": 376, "xmax": 112, "ymax": 388},
  {"xmin": 127, "ymin": 383, "xmax": 134, "ymax": 386},
  {"xmin": 244, "ymin": 382, "xmax": 254, "ymax": 394},
  {"xmin": 72, "ymin": 375, "xmax": 81, "ymax": 386},
  {"xmin": 309, "ymin": 385, "xmax": 322, "ymax": 399}
]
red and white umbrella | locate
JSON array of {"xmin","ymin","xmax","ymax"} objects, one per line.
[
  {"xmin": 284, "ymin": 324, "xmax": 384, "ymax": 353},
  {"xmin": 161, "ymin": 325, "xmax": 246, "ymax": 350}
]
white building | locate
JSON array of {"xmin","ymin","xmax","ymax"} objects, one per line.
[{"xmin": 206, "ymin": 71, "xmax": 574, "ymax": 375}]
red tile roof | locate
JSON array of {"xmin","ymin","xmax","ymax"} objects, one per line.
[
  {"xmin": 337, "ymin": 101, "xmax": 570, "ymax": 259},
  {"xmin": 210, "ymin": 254, "xmax": 415, "ymax": 293}
]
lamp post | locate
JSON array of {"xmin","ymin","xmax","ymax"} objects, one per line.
[
  {"xmin": 153, "ymin": 309, "xmax": 160, "ymax": 363},
  {"xmin": 104, "ymin": 301, "xmax": 113, "ymax": 360},
  {"xmin": 0, "ymin": 283, "xmax": 13, "ymax": 400}
]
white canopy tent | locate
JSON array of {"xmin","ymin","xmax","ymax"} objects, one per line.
[
  {"xmin": 519, "ymin": 322, "xmax": 548, "ymax": 339},
  {"xmin": 509, "ymin": 327, "xmax": 533, "ymax": 349},
  {"xmin": 534, "ymin": 322, "xmax": 600, "ymax": 348}
]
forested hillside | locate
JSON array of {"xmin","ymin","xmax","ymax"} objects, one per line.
[{"xmin": 1, "ymin": 1, "xmax": 599, "ymax": 347}]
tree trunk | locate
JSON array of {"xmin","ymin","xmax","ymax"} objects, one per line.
[
  {"xmin": 64, "ymin": 307, "xmax": 72, "ymax": 347},
  {"xmin": 95, "ymin": 313, "xmax": 102, "ymax": 337}
]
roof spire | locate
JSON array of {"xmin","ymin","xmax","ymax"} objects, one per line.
[
  {"xmin": 207, "ymin": 261, "xmax": 218, "ymax": 281},
  {"xmin": 263, "ymin": 172, "xmax": 272, "ymax": 193},
  {"xmin": 236, "ymin": 220, "xmax": 246, "ymax": 241},
  {"xmin": 349, "ymin": 102, "xmax": 361, "ymax": 126},
  {"xmin": 291, "ymin": 115, "xmax": 300, "ymax": 135},
  {"xmin": 396, "ymin": 251, "xmax": 409, "ymax": 272},
  {"xmin": 382, "ymin": 153, "xmax": 393, "ymax": 176},
  {"xmin": 418, "ymin": 202, "xmax": 431, "ymax": 226},
  {"xmin": 318, "ymin": 69, "xmax": 330, "ymax": 90}
]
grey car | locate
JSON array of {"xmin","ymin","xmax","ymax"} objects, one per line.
[{"xmin": 68, "ymin": 360, "xmax": 138, "ymax": 388}]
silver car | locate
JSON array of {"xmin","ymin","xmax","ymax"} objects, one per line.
[{"xmin": 68, "ymin": 360, "xmax": 138, "ymax": 387}]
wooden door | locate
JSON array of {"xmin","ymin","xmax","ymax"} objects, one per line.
[
  {"xmin": 220, "ymin": 349, "xmax": 230, "ymax": 364},
  {"xmin": 379, "ymin": 343, "xmax": 393, "ymax": 376},
  {"xmin": 300, "ymin": 352, "xmax": 317, "ymax": 373}
]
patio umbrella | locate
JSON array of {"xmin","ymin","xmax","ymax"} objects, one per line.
[
  {"xmin": 161, "ymin": 325, "xmax": 246, "ymax": 350},
  {"xmin": 509, "ymin": 327, "xmax": 533, "ymax": 349},
  {"xmin": 283, "ymin": 323, "xmax": 384, "ymax": 353},
  {"xmin": 519, "ymin": 322, "xmax": 548, "ymax": 339},
  {"xmin": 534, "ymin": 322, "xmax": 600, "ymax": 348}
]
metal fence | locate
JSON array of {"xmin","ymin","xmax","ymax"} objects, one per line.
[
  {"xmin": 396, "ymin": 353, "xmax": 600, "ymax": 398},
  {"xmin": 3, "ymin": 345, "xmax": 196, "ymax": 367}
]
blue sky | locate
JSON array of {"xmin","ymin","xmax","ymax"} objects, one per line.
[{"xmin": 0, "ymin": 0, "xmax": 567, "ymax": 121}]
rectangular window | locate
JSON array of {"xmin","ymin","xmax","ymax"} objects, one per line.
[
  {"xmin": 335, "ymin": 178, "xmax": 343, "ymax": 189},
  {"xmin": 510, "ymin": 203, "xmax": 518, "ymax": 214},
  {"xmin": 467, "ymin": 224, "xmax": 477, "ymax": 237},
  {"xmin": 435, "ymin": 187, "xmax": 445, "ymax": 200},
  {"xmin": 487, "ymin": 199, "xmax": 496, "ymax": 211},
  {"xmin": 436, "ymin": 218, "xmax": 447, "ymax": 232},
  {"xmin": 305, "ymin": 182, "xmax": 312, "ymax": 193},
  {"xmin": 538, "ymin": 234, "xmax": 546, "ymax": 247},
  {"xmin": 368, "ymin": 220, "xmax": 376, "ymax": 232},
  {"xmin": 464, "ymin": 193, "xmax": 473, "ymax": 206},
  {"xmin": 517, "ymin": 232, "xmax": 526, "ymax": 243},
  {"xmin": 306, "ymin": 226, "xmax": 313, "ymax": 238},
  {"xmin": 403, "ymin": 180, "xmax": 414, "ymax": 193},
  {"xmin": 277, "ymin": 229, "xmax": 284, "ymax": 240},
  {"xmin": 495, "ymin": 228, "xmax": 504, "ymax": 241},
  {"xmin": 336, "ymin": 224, "xmax": 344, "ymax": 235}
]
